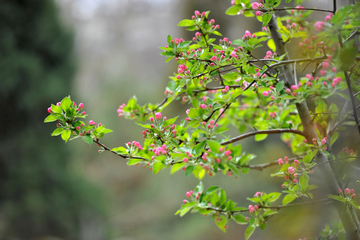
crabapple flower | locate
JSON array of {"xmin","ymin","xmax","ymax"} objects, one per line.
[
  {"xmin": 288, "ymin": 166, "xmax": 296, "ymax": 175},
  {"xmin": 252, "ymin": 2, "xmax": 259, "ymax": 9},
  {"xmin": 314, "ymin": 21, "xmax": 325, "ymax": 32}
]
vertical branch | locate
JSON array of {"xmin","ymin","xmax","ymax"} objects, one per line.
[{"xmin": 268, "ymin": 14, "xmax": 360, "ymax": 240}]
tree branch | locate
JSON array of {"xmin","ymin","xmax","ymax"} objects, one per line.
[
  {"xmin": 269, "ymin": 13, "xmax": 360, "ymax": 239},
  {"xmin": 220, "ymin": 129, "xmax": 306, "ymax": 146}
]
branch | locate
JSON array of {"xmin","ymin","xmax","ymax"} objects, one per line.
[
  {"xmin": 269, "ymin": 13, "xmax": 360, "ymax": 239},
  {"xmin": 220, "ymin": 129, "xmax": 306, "ymax": 146},
  {"xmin": 93, "ymin": 139, "xmax": 149, "ymax": 161}
]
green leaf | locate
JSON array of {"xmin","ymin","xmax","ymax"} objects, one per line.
[
  {"xmin": 178, "ymin": 19, "xmax": 195, "ymax": 27},
  {"xmin": 127, "ymin": 159, "xmax": 142, "ymax": 165},
  {"xmin": 303, "ymin": 150, "xmax": 316, "ymax": 163},
  {"xmin": 232, "ymin": 214, "xmax": 248, "ymax": 224},
  {"xmin": 266, "ymin": 192, "xmax": 281, "ymax": 203},
  {"xmin": 112, "ymin": 146, "xmax": 128, "ymax": 154},
  {"xmin": 164, "ymin": 116, "xmax": 178, "ymax": 126},
  {"xmin": 262, "ymin": 13, "xmax": 272, "ymax": 27},
  {"xmin": 299, "ymin": 174, "xmax": 309, "ymax": 191},
  {"xmin": 204, "ymin": 186, "xmax": 219, "ymax": 195},
  {"xmin": 350, "ymin": 201, "xmax": 360, "ymax": 210},
  {"xmin": 171, "ymin": 162, "xmax": 186, "ymax": 174},
  {"xmin": 188, "ymin": 108, "xmax": 200, "ymax": 119},
  {"xmin": 44, "ymin": 114, "xmax": 58, "ymax": 123},
  {"xmin": 194, "ymin": 141, "xmax": 207, "ymax": 156},
  {"xmin": 207, "ymin": 140, "xmax": 222, "ymax": 153},
  {"xmin": 61, "ymin": 96, "xmax": 71, "ymax": 112},
  {"xmin": 61, "ymin": 130, "xmax": 71, "ymax": 142},
  {"xmin": 227, "ymin": 162, "xmax": 240, "ymax": 175},
  {"xmin": 185, "ymin": 165, "xmax": 195, "ymax": 177},
  {"xmin": 255, "ymin": 134, "xmax": 268, "ymax": 141},
  {"xmin": 267, "ymin": 39, "xmax": 276, "ymax": 52},
  {"xmin": 225, "ymin": 5, "xmax": 241, "ymax": 16},
  {"xmin": 276, "ymin": 81, "xmax": 284, "ymax": 92},
  {"xmin": 259, "ymin": 222, "xmax": 267, "ymax": 230},
  {"xmin": 330, "ymin": 131, "xmax": 339, "ymax": 146},
  {"xmin": 282, "ymin": 193, "xmax": 297, "ymax": 205},
  {"xmin": 82, "ymin": 135, "xmax": 93, "ymax": 145},
  {"xmin": 338, "ymin": 46, "xmax": 357, "ymax": 71},
  {"xmin": 232, "ymin": 39, "xmax": 246, "ymax": 47},
  {"xmin": 245, "ymin": 225, "xmax": 255, "ymax": 240},
  {"xmin": 219, "ymin": 189, "xmax": 227, "ymax": 205},
  {"xmin": 153, "ymin": 162, "xmax": 165, "ymax": 174},
  {"xmin": 51, "ymin": 128, "xmax": 64, "ymax": 136},
  {"xmin": 328, "ymin": 194, "xmax": 347, "ymax": 203}
]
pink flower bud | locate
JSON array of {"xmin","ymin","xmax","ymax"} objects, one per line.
[
  {"xmin": 288, "ymin": 166, "xmax": 296, "ymax": 175},
  {"xmin": 252, "ymin": 2, "xmax": 259, "ymax": 10},
  {"xmin": 262, "ymin": 91, "xmax": 269, "ymax": 97},
  {"xmin": 183, "ymin": 158, "xmax": 189, "ymax": 163},
  {"xmin": 344, "ymin": 188, "xmax": 351, "ymax": 195},
  {"xmin": 79, "ymin": 103, "xmax": 84, "ymax": 109}
]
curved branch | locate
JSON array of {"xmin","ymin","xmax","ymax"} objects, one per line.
[
  {"xmin": 93, "ymin": 139, "xmax": 149, "ymax": 161},
  {"xmin": 220, "ymin": 129, "xmax": 306, "ymax": 146}
]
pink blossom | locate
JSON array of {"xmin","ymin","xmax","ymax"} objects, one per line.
[
  {"xmin": 256, "ymin": 11, "xmax": 261, "ymax": 16},
  {"xmin": 344, "ymin": 188, "xmax": 351, "ymax": 195},
  {"xmin": 322, "ymin": 61, "xmax": 329, "ymax": 69},
  {"xmin": 278, "ymin": 158, "xmax": 284, "ymax": 165},
  {"xmin": 155, "ymin": 112, "xmax": 162, "ymax": 119},
  {"xmin": 262, "ymin": 91, "xmax": 269, "ymax": 97},
  {"xmin": 252, "ymin": 2, "xmax": 259, "ymax": 10},
  {"xmin": 224, "ymin": 150, "xmax": 231, "ymax": 156},
  {"xmin": 183, "ymin": 158, "xmax": 189, "ymax": 163},
  {"xmin": 47, "ymin": 107, "xmax": 52, "ymax": 113},
  {"xmin": 200, "ymin": 104, "xmax": 207, "ymax": 109},
  {"xmin": 89, "ymin": 120, "xmax": 96, "ymax": 126},
  {"xmin": 288, "ymin": 166, "xmax": 296, "ymax": 175},
  {"xmin": 314, "ymin": 21, "xmax": 325, "ymax": 32}
]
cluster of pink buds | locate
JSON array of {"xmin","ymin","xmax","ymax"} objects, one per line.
[
  {"xmin": 290, "ymin": 5, "xmax": 305, "ymax": 15},
  {"xmin": 341, "ymin": 147, "xmax": 355, "ymax": 156},
  {"xmin": 325, "ymin": 13, "xmax": 333, "ymax": 22},
  {"xmin": 314, "ymin": 21, "xmax": 325, "ymax": 32},
  {"xmin": 248, "ymin": 204, "xmax": 259, "ymax": 214},
  {"xmin": 203, "ymin": 119, "xmax": 218, "ymax": 130},
  {"xmin": 177, "ymin": 64, "xmax": 189, "ymax": 75},
  {"xmin": 269, "ymin": 112, "xmax": 277, "ymax": 118},
  {"xmin": 242, "ymin": 30, "xmax": 256, "ymax": 40},
  {"xmin": 207, "ymin": 18, "xmax": 219, "ymax": 30},
  {"xmin": 117, "ymin": 103, "xmax": 126, "ymax": 117},
  {"xmin": 254, "ymin": 192, "xmax": 264, "ymax": 197},
  {"xmin": 339, "ymin": 188, "xmax": 356, "ymax": 199},
  {"xmin": 150, "ymin": 144, "xmax": 168, "ymax": 156},
  {"xmin": 184, "ymin": 190, "xmax": 194, "ymax": 203},
  {"xmin": 192, "ymin": 10, "xmax": 206, "ymax": 19},
  {"xmin": 171, "ymin": 38, "xmax": 184, "ymax": 46},
  {"xmin": 221, "ymin": 85, "xmax": 230, "ymax": 93},
  {"xmin": 264, "ymin": 51, "xmax": 276, "ymax": 59},
  {"xmin": 331, "ymin": 77, "xmax": 342, "ymax": 87},
  {"xmin": 262, "ymin": 89, "xmax": 272, "ymax": 98},
  {"xmin": 89, "ymin": 120, "xmax": 96, "ymax": 126},
  {"xmin": 127, "ymin": 141, "xmax": 143, "ymax": 150},
  {"xmin": 311, "ymin": 137, "xmax": 328, "ymax": 150},
  {"xmin": 219, "ymin": 37, "xmax": 232, "ymax": 47},
  {"xmin": 278, "ymin": 156, "xmax": 289, "ymax": 165},
  {"xmin": 230, "ymin": 47, "xmax": 242, "ymax": 59}
]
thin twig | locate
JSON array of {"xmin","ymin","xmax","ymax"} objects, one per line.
[{"xmin": 220, "ymin": 129, "xmax": 306, "ymax": 146}]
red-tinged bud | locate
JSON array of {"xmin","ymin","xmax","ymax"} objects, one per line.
[
  {"xmin": 82, "ymin": 111, "xmax": 86, "ymax": 115},
  {"xmin": 47, "ymin": 107, "xmax": 52, "ymax": 113},
  {"xmin": 80, "ymin": 133, "xmax": 83, "ymax": 136},
  {"xmin": 183, "ymin": 158, "xmax": 189, "ymax": 163}
]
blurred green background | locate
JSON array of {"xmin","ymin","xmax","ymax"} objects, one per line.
[{"xmin": 0, "ymin": 0, "xmax": 357, "ymax": 239}]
